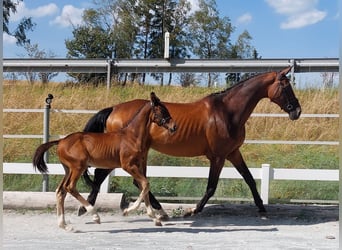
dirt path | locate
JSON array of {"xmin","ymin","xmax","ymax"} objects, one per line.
[{"xmin": 3, "ymin": 203, "xmax": 338, "ymax": 250}]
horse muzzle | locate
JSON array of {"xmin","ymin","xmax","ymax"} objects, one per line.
[{"xmin": 289, "ymin": 106, "xmax": 301, "ymax": 120}]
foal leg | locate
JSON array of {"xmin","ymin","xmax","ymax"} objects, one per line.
[
  {"xmin": 133, "ymin": 155, "xmax": 168, "ymax": 220},
  {"xmin": 56, "ymin": 173, "xmax": 70, "ymax": 230},
  {"xmin": 184, "ymin": 157, "xmax": 225, "ymax": 217},
  {"xmin": 228, "ymin": 149, "xmax": 266, "ymax": 214},
  {"xmin": 122, "ymin": 165, "xmax": 161, "ymax": 225},
  {"xmin": 78, "ymin": 168, "xmax": 112, "ymax": 216},
  {"xmin": 66, "ymin": 169, "xmax": 101, "ymax": 224}
]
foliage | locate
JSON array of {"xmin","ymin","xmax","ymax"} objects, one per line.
[
  {"xmin": 65, "ymin": 0, "xmax": 258, "ymax": 86},
  {"xmin": 3, "ymin": 83, "xmax": 338, "ymax": 202},
  {"xmin": 3, "ymin": 0, "xmax": 36, "ymax": 46},
  {"xmin": 19, "ymin": 43, "xmax": 59, "ymax": 84}
]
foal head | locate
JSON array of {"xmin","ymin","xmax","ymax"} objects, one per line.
[
  {"xmin": 268, "ymin": 66, "xmax": 301, "ymax": 120},
  {"xmin": 150, "ymin": 92, "xmax": 177, "ymax": 133}
]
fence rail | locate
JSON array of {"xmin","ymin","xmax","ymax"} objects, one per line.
[
  {"xmin": 3, "ymin": 58, "xmax": 339, "ymax": 88},
  {"xmin": 3, "ymin": 163, "xmax": 338, "ymax": 205},
  {"xmin": 3, "ymin": 58, "xmax": 339, "ymax": 73},
  {"xmin": 3, "ymin": 108, "xmax": 339, "ymax": 145}
]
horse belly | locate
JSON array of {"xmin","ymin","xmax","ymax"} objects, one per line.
[{"xmin": 151, "ymin": 138, "xmax": 207, "ymax": 157}]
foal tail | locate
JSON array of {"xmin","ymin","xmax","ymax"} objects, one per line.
[{"xmin": 32, "ymin": 140, "xmax": 59, "ymax": 174}]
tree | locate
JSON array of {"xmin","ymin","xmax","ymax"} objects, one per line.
[
  {"xmin": 20, "ymin": 43, "xmax": 58, "ymax": 84},
  {"xmin": 188, "ymin": 0, "xmax": 234, "ymax": 87},
  {"xmin": 3, "ymin": 0, "xmax": 35, "ymax": 46},
  {"xmin": 65, "ymin": 7, "xmax": 117, "ymax": 85},
  {"xmin": 225, "ymin": 30, "xmax": 261, "ymax": 87}
]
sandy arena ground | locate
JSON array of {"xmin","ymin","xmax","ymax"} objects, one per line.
[{"xmin": 3, "ymin": 203, "xmax": 338, "ymax": 250}]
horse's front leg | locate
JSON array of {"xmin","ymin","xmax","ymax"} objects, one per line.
[
  {"xmin": 228, "ymin": 149, "xmax": 266, "ymax": 214},
  {"xmin": 184, "ymin": 157, "xmax": 225, "ymax": 217},
  {"xmin": 133, "ymin": 153, "xmax": 168, "ymax": 220},
  {"xmin": 123, "ymin": 165, "xmax": 161, "ymax": 226}
]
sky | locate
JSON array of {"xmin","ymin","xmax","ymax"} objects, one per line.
[{"xmin": 2, "ymin": 0, "xmax": 339, "ymax": 86}]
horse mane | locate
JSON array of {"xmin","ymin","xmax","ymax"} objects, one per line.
[{"xmin": 208, "ymin": 72, "xmax": 266, "ymax": 97}]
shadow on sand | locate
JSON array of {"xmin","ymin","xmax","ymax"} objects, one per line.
[{"xmin": 79, "ymin": 203, "xmax": 338, "ymax": 234}]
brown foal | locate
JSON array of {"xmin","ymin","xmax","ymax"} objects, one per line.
[{"xmin": 33, "ymin": 92, "xmax": 176, "ymax": 231}]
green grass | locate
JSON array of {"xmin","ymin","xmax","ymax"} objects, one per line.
[{"xmin": 3, "ymin": 83, "xmax": 339, "ymax": 203}]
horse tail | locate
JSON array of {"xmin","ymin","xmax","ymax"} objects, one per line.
[
  {"xmin": 82, "ymin": 107, "xmax": 113, "ymax": 187},
  {"xmin": 32, "ymin": 140, "xmax": 59, "ymax": 174},
  {"xmin": 83, "ymin": 107, "xmax": 113, "ymax": 133}
]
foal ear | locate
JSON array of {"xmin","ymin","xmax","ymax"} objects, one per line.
[
  {"xmin": 278, "ymin": 66, "xmax": 292, "ymax": 78},
  {"xmin": 279, "ymin": 66, "xmax": 292, "ymax": 76},
  {"xmin": 150, "ymin": 92, "xmax": 161, "ymax": 106}
]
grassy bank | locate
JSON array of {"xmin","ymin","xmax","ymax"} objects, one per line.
[{"xmin": 3, "ymin": 82, "xmax": 339, "ymax": 202}]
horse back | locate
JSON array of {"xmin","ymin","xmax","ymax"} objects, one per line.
[{"xmin": 106, "ymin": 98, "xmax": 219, "ymax": 157}]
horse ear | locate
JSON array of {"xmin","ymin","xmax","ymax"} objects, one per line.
[
  {"xmin": 279, "ymin": 66, "xmax": 292, "ymax": 77},
  {"xmin": 150, "ymin": 92, "xmax": 160, "ymax": 106},
  {"xmin": 278, "ymin": 66, "xmax": 292, "ymax": 79}
]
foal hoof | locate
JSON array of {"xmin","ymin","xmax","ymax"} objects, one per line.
[
  {"xmin": 123, "ymin": 208, "xmax": 129, "ymax": 216},
  {"xmin": 154, "ymin": 219, "xmax": 162, "ymax": 227},
  {"xmin": 93, "ymin": 214, "xmax": 101, "ymax": 224},
  {"xmin": 78, "ymin": 206, "xmax": 87, "ymax": 216},
  {"xmin": 158, "ymin": 213, "xmax": 169, "ymax": 221}
]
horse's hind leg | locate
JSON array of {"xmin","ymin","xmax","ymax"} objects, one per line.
[
  {"xmin": 78, "ymin": 168, "xmax": 112, "ymax": 216},
  {"xmin": 228, "ymin": 149, "xmax": 266, "ymax": 214},
  {"xmin": 66, "ymin": 168, "xmax": 101, "ymax": 224},
  {"xmin": 56, "ymin": 167, "xmax": 72, "ymax": 231},
  {"xmin": 185, "ymin": 157, "xmax": 225, "ymax": 217}
]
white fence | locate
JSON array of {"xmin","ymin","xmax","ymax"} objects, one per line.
[
  {"xmin": 3, "ymin": 108, "xmax": 339, "ymax": 145},
  {"xmin": 3, "ymin": 163, "xmax": 339, "ymax": 205},
  {"xmin": 3, "ymin": 109, "xmax": 339, "ymax": 204}
]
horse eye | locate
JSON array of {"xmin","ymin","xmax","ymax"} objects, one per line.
[{"xmin": 286, "ymin": 104, "xmax": 293, "ymax": 110}]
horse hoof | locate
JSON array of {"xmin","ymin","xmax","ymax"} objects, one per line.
[
  {"xmin": 123, "ymin": 209, "xmax": 129, "ymax": 216},
  {"xmin": 154, "ymin": 219, "xmax": 162, "ymax": 227},
  {"xmin": 183, "ymin": 208, "xmax": 196, "ymax": 217},
  {"xmin": 158, "ymin": 213, "xmax": 169, "ymax": 221},
  {"xmin": 59, "ymin": 223, "xmax": 74, "ymax": 232},
  {"xmin": 78, "ymin": 206, "xmax": 87, "ymax": 216},
  {"xmin": 258, "ymin": 209, "xmax": 268, "ymax": 220},
  {"xmin": 93, "ymin": 215, "xmax": 101, "ymax": 224}
]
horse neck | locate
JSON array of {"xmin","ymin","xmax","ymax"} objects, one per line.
[
  {"xmin": 124, "ymin": 102, "xmax": 153, "ymax": 144},
  {"xmin": 223, "ymin": 72, "xmax": 275, "ymax": 125}
]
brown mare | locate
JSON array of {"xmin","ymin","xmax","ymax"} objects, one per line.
[
  {"xmin": 80, "ymin": 66, "xmax": 301, "ymax": 218},
  {"xmin": 32, "ymin": 92, "xmax": 177, "ymax": 231}
]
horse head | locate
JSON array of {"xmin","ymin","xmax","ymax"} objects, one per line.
[
  {"xmin": 268, "ymin": 66, "xmax": 301, "ymax": 120},
  {"xmin": 150, "ymin": 92, "xmax": 177, "ymax": 133}
]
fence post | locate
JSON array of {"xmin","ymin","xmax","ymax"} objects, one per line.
[
  {"xmin": 42, "ymin": 94, "xmax": 53, "ymax": 192},
  {"xmin": 261, "ymin": 163, "xmax": 271, "ymax": 205},
  {"xmin": 106, "ymin": 59, "xmax": 111, "ymax": 90},
  {"xmin": 100, "ymin": 170, "xmax": 112, "ymax": 193}
]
